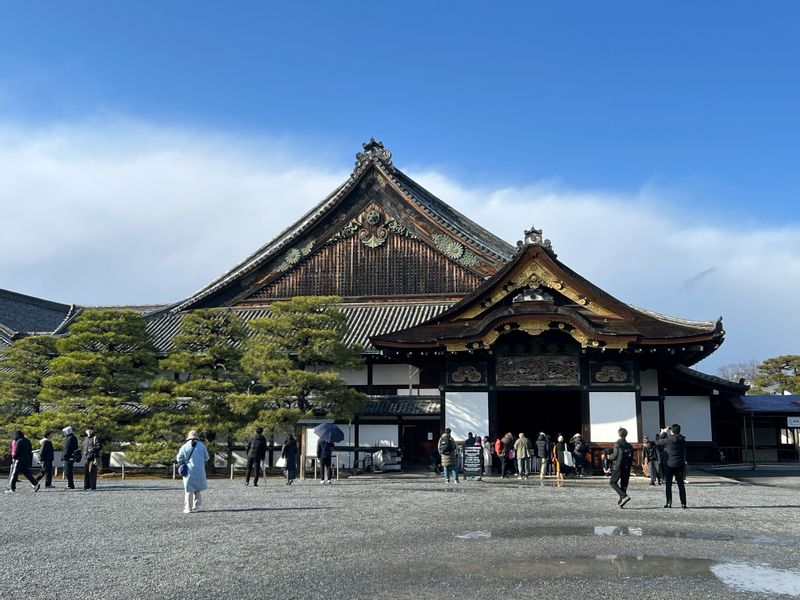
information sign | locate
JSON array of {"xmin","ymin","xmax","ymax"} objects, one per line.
[{"xmin": 462, "ymin": 445, "xmax": 483, "ymax": 479}]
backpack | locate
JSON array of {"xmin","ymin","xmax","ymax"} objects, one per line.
[
  {"xmin": 438, "ymin": 436, "xmax": 453, "ymax": 455},
  {"xmin": 619, "ymin": 443, "xmax": 634, "ymax": 470}
]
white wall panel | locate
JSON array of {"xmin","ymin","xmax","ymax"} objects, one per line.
[
  {"xmin": 640, "ymin": 401, "xmax": 661, "ymax": 440},
  {"xmin": 373, "ymin": 364, "xmax": 419, "ymax": 385},
  {"xmin": 303, "ymin": 424, "xmax": 355, "ymax": 457},
  {"xmin": 357, "ymin": 424, "xmax": 398, "ymax": 447},
  {"xmin": 664, "ymin": 396, "xmax": 712, "ymax": 441},
  {"xmin": 445, "ymin": 392, "xmax": 489, "ymax": 442},
  {"xmin": 589, "ymin": 391, "xmax": 638, "ymax": 443},
  {"xmin": 640, "ymin": 370, "xmax": 659, "ymax": 396}
]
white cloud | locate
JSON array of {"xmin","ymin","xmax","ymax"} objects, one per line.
[{"xmin": 1, "ymin": 119, "xmax": 797, "ymax": 372}]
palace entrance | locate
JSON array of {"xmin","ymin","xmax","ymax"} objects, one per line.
[{"xmin": 495, "ymin": 391, "xmax": 582, "ymax": 440}]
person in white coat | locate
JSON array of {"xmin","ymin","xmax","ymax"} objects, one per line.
[
  {"xmin": 482, "ymin": 436, "xmax": 492, "ymax": 476},
  {"xmin": 177, "ymin": 430, "xmax": 209, "ymax": 514}
]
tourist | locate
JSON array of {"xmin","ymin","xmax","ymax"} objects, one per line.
[
  {"xmin": 657, "ymin": 424, "xmax": 688, "ymax": 509},
  {"xmin": 465, "ymin": 432, "xmax": 475, "ymax": 447},
  {"xmin": 535, "ymin": 433, "xmax": 549, "ymax": 479},
  {"xmin": 607, "ymin": 428, "xmax": 634, "ymax": 508},
  {"xmin": 82, "ymin": 426, "xmax": 102, "ymax": 491},
  {"xmin": 244, "ymin": 426, "xmax": 268, "ymax": 487},
  {"xmin": 437, "ymin": 428, "xmax": 459, "ymax": 483},
  {"xmin": 642, "ymin": 434, "xmax": 662, "ymax": 486},
  {"xmin": 601, "ymin": 451, "xmax": 612, "ymax": 476},
  {"xmin": 570, "ymin": 433, "xmax": 587, "ymax": 477},
  {"xmin": 6, "ymin": 431, "xmax": 39, "ymax": 494},
  {"xmin": 177, "ymin": 430, "xmax": 209, "ymax": 513},
  {"xmin": 317, "ymin": 436, "xmax": 335, "ymax": 484},
  {"xmin": 35, "ymin": 430, "xmax": 55, "ymax": 488},
  {"xmin": 553, "ymin": 434, "xmax": 567, "ymax": 480},
  {"xmin": 514, "ymin": 432, "xmax": 532, "ymax": 479},
  {"xmin": 482, "ymin": 436, "xmax": 492, "ymax": 476},
  {"xmin": 62, "ymin": 426, "xmax": 79, "ymax": 489},
  {"xmin": 501, "ymin": 432, "xmax": 515, "ymax": 478},
  {"xmin": 280, "ymin": 434, "xmax": 298, "ymax": 485}
]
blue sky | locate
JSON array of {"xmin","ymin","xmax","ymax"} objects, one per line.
[{"xmin": 0, "ymin": 3, "xmax": 798, "ymax": 370}]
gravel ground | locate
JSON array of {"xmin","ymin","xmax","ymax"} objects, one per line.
[{"xmin": 2, "ymin": 472, "xmax": 800, "ymax": 599}]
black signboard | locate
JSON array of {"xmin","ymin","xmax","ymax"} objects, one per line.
[{"xmin": 462, "ymin": 445, "xmax": 483, "ymax": 479}]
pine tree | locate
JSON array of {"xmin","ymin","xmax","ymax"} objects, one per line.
[
  {"xmin": 0, "ymin": 335, "xmax": 57, "ymax": 453},
  {"xmin": 127, "ymin": 309, "xmax": 248, "ymax": 466},
  {"xmin": 39, "ymin": 309, "xmax": 158, "ymax": 446},
  {"xmin": 752, "ymin": 355, "xmax": 800, "ymax": 394},
  {"xmin": 230, "ymin": 296, "xmax": 365, "ymax": 436}
]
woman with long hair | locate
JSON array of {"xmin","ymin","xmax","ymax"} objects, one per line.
[{"xmin": 280, "ymin": 434, "xmax": 298, "ymax": 485}]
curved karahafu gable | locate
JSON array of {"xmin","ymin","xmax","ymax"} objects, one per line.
[{"xmin": 372, "ymin": 227, "xmax": 724, "ymax": 364}]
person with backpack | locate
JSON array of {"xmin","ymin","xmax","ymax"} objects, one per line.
[
  {"xmin": 244, "ymin": 426, "xmax": 268, "ymax": 487},
  {"xmin": 438, "ymin": 428, "xmax": 459, "ymax": 483},
  {"xmin": 607, "ymin": 427, "xmax": 634, "ymax": 508},
  {"xmin": 570, "ymin": 433, "xmax": 587, "ymax": 477},
  {"xmin": 82, "ymin": 426, "xmax": 102, "ymax": 491},
  {"xmin": 656, "ymin": 424, "xmax": 688, "ymax": 508},
  {"xmin": 35, "ymin": 430, "xmax": 55, "ymax": 488}
]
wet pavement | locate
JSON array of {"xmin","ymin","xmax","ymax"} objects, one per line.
[{"xmin": 2, "ymin": 472, "xmax": 799, "ymax": 598}]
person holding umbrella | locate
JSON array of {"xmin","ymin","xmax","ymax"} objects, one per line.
[{"xmin": 314, "ymin": 423, "xmax": 344, "ymax": 484}]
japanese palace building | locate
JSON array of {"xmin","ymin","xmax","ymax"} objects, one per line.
[{"xmin": 8, "ymin": 138, "xmax": 786, "ymax": 465}]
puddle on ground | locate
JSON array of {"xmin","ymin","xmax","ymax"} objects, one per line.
[
  {"xmin": 455, "ymin": 530, "xmax": 492, "ymax": 539},
  {"xmin": 712, "ymin": 562, "xmax": 800, "ymax": 596}
]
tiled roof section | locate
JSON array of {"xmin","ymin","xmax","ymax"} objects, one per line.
[
  {"xmin": 729, "ymin": 395, "xmax": 800, "ymax": 414},
  {"xmin": 168, "ymin": 140, "xmax": 515, "ymax": 313},
  {"xmin": 671, "ymin": 365, "xmax": 749, "ymax": 393},
  {"xmin": 359, "ymin": 396, "xmax": 441, "ymax": 416},
  {"xmin": 0, "ymin": 289, "xmax": 74, "ymax": 336},
  {"xmin": 145, "ymin": 301, "xmax": 453, "ymax": 354}
]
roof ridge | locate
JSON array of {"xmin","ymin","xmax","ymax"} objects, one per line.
[{"xmin": 0, "ymin": 288, "xmax": 71, "ymax": 312}]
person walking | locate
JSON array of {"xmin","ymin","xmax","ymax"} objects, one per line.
[
  {"xmin": 35, "ymin": 431, "xmax": 55, "ymax": 488},
  {"xmin": 6, "ymin": 431, "xmax": 40, "ymax": 493},
  {"xmin": 657, "ymin": 424, "xmax": 688, "ymax": 509},
  {"xmin": 535, "ymin": 433, "xmax": 549, "ymax": 479},
  {"xmin": 642, "ymin": 435, "xmax": 662, "ymax": 486},
  {"xmin": 61, "ymin": 426, "xmax": 79, "ymax": 489},
  {"xmin": 570, "ymin": 433, "xmax": 587, "ymax": 477},
  {"xmin": 437, "ymin": 428, "xmax": 459, "ymax": 483},
  {"xmin": 501, "ymin": 432, "xmax": 514, "ymax": 478},
  {"xmin": 280, "ymin": 434, "xmax": 298, "ymax": 485},
  {"xmin": 244, "ymin": 426, "xmax": 268, "ymax": 487},
  {"xmin": 177, "ymin": 430, "xmax": 209, "ymax": 513},
  {"xmin": 482, "ymin": 436, "xmax": 492, "ymax": 477},
  {"xmin": 553, "ymin": 435, "xmax": 567, "ymax": 480},
  {"xmin": 82, "ymin": 426, "xmax": 101, "ymax": 491},
  {"xmin": 514, "ymin": 432, "xmax": 532, "ymax": 479},
  {"xmin": 317, "ymin": 437, "xmax": 335, "ymax": 484},
  {"xmin": 607, "ymin": 428, "xmax": 634, "ymax": 508}
]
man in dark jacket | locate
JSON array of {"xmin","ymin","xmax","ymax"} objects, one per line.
[
  {"xmin": 317, "ymin": 438, "xmax": 334, "ymax": 484},
  {"xmin": 82, "ymin": 426, "xmax": 102, "ymax": 491},
  {"xmin": 535, "ymin": 433, "xmax": 550, "ymax": 479},
  {"xmin": 245, "ymin": 426, "xmax": 268, "ymax": 487},
  {"xmin": 642, "ymin": 434, "xmax": 662, "ymax": 486},
  {"xmin": 62, "ymin": 426, "xmax": 79, "ymax": 489},
  {"xmin": 656, "ymin": 424, "xmax": 688, "ymax": 508},
  {"xmin": 35, "ymin": 431, "xmax": 55, "ymax": 488},
  {"xmin": 607, "ymin": 427, "xmax": 633, "ymax": 508},
  {"xmin": 6, "ymin": 430, "xmax": 40, "ymax": 493}
]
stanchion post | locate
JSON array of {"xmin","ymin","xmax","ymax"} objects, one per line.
[
  {"xmin": 121, "ymin": 462, "xmax": 125, "ymax": 481},
  {"xmin": 172, "ymin": 463, "xmax": 176, "ymax": 480},
  {"xmin": 230, "ymin": 463, "xmax": 234, "ymax": 480}
]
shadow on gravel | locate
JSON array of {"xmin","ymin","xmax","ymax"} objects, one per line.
[{"xmin": 202, "ymin": 507, "xmax": 335, "ymax": 513}]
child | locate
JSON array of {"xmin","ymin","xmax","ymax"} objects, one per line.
[{"xmin": 601, "ymin": 451, "xmax": 612, "ymax": 476}]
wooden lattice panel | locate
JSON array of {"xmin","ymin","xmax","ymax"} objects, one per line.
[{"xmin": 245, "ymin": 235, "xmax": 482, "ymax": 300}]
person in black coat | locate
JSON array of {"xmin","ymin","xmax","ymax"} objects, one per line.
[
  {"xmin": 6, "ymin": 431, "xmax": 39, "ymax": 493},
  {"xmin": 607, "ymin": 428, "xmax": 634, "ymax": 508},
  {"xmin": 82, "ymin": 426, "xmax": 102, "ymax": 491},
  {"xmin": 35, "ymin": 431, "xmax": 55, "ymax": 488},
  {"xmin": 535, "ymin": 433, "xmax": 550, "ymax": 479},
  {"xmin": 642, "ymin": 434, "xmax": 662, "ymax": 486},
  {"xmin": 245, "ymin": 426, "xmax": 268, "ymax": 487},
  {"xmin": 280, "ymin": 434, "xmax": 298, "ymax": 485},
  {"xmin": 62, "ymin": 426, "xmax": 79, "ymax": 489},
  {"xmin": 656, "ymin": 424, "xmax": 688, "ymax": 508},
  {"xmin": 317, "ymin": 438, "xmax": 334, "ymax": 484}
]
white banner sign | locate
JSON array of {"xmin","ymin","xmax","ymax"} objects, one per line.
[{"xmin": 788, "ymin": 416, "xmax": 800, "ymax": 428}]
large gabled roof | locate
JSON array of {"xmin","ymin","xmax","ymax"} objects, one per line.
[
  {"xmin": 0, "ymin": 288, "xmax": 79, "ymax": 346},
  {"xmin": 167, "ymin": 140, "xmax": 515, "ymax": 313}
]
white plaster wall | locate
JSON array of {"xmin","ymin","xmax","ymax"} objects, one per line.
[
  {"xmin": 373, "ymin": 364, "xmax": 419, "ymax": 385},
  {"xmin": 445, "ymin": 391, "xmax": 489, "ymax": 442},
  {"xmin": 357, "ymin": 424, "xmax": 399, "ymax": 447},
  {"xmin": 589, "ymin": 391, "xmax": 638, "ymax": 443},
  {"xmin": 640, "ymin": 370, "xmax": 659, "ymax": 397},
  {"xmin": 640, "ymin": 401, "xmax": 661, "ymax": 440},
  {"xmin": 664, "ymin": 396, "xmax": 712, "ymax": 441},
  {"xmin": 307, "ymin": 366, "xmax": 368, "ymax": 385},
  {"xmin": 396, "ymin": 388, "xmax": 440, "ymax": 396},
  {"xmin": 303, "ymin": 424, "xmax": 355, "ymax": 457}
]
